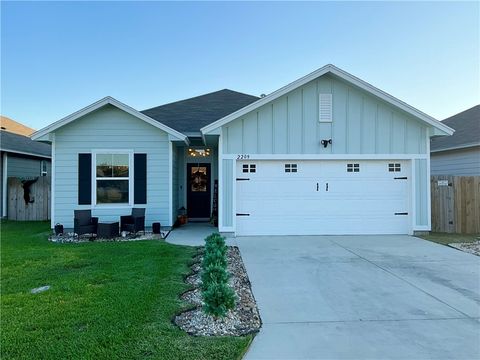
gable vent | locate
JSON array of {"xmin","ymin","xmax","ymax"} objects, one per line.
[{"xmin": 319, "ymin": 93, "xmax": 332, "ymax": 122}]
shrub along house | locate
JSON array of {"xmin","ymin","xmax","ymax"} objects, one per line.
[{"xmin": 32, "ymin": 65, "xmax": 453, "ymax": 235}]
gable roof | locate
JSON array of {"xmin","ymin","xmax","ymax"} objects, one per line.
[
  {"xmin": 431, "ymin": 105, "xmax": 480, "ymax": 152},
  {"xmin": 0, "ymin": 116, "xmax": 35, "ymax": 136},
  {"xmin": 141, "ymin": 89, "xmax": 259, "ymax": 134},
  {"xmin": 201, "ymin": 64, "xmax": 454, "ymax": 136},
  {"xmin": 31, "ymin": 97, "xmax": 188, "ymax": 143},
  {"xmin": 1, "ymin": 130, "xmax": 51, "ymax": 158}
]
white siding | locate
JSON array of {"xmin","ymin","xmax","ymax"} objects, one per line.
[
  {"xmin": 431, "ymin": 147, "xmax": 480, "ymax": 176},
  {"xmin": 54, "ymin": 105, "xmax": 171, "ymax": 228}
]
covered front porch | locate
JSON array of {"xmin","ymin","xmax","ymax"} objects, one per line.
[{"xmin": 172, "ymin": 137, "xmax": 219, "ymax": 226}]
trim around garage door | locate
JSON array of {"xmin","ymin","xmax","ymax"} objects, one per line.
[{"xmin": 218, "ymin": 153, "xmax": 428, "ymax": 235}]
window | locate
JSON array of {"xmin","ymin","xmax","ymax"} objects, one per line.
[
  {"xmin": 347, "ymin": 163, "xmax": 360, "ymax": 172},
  {"xmin": 95, "ymin": 153, "xmax": 131, "ymax": 204},
  {"xmin": 285, "ymin": 164, "xmax": 298, "ymax": 173},
  {"xmin": 388, "ymin": 163, "xmax": 401, "ymax": 172},
  {"xmin": 242, "ymin": 164, "xmax": 256, "ymax": 173},
  {"xmin": 40, "ymin": 160, "xmax": 48, "ymax": 176},
  {"xmin": 319, "ymin": 93, "xmax": 333, "ymax": 122}
]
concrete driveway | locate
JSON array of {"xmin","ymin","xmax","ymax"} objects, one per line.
[{"xmin": 233, "ymin": 235, "xmax": 480, "ymax": 360}]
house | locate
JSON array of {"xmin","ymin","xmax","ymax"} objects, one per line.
[
  {"xmin": 430, "ymin": 105, "xmax": 480, "ymax": 176},
  {"xmin": 32, "ymin": 64, "xmax": 454, "ymax": 236},
  {"xmin": 1, "ymin": 116, "xmax": 36, "ymax": 136},
  {"xmin": 1, "ymin": 127, "xmax": 52, "ymax": 218}
]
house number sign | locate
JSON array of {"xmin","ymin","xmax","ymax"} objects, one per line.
[{"xmin": 237, "ymin": 154, "xmax": 250, "ymax": 160}]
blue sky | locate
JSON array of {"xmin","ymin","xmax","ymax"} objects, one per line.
[{"xmin": 1, "ymin": 1, "xmax": 478, "ymax": 130}]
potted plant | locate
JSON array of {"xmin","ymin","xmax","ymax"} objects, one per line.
[{"xmin": 177, "ymin": 206, "xmax": 188, "ymax": 225}]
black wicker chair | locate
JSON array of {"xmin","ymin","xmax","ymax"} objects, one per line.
[
  {"xmin": 74, "ymin": 210, "xmax": 98, "ymax": 239},
  {"xmin": 120, "ymin": 208, "xmax": 145, "ymax": 235}
]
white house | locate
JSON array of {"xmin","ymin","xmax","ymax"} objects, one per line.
[{"xmin": 32, "ymin": 64, "xmax": 454, "ymax": 236}]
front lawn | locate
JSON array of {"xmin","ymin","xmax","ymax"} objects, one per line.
[
  {"xmin": 418, "ymin": 232, "xmax": 479, "ymax": 245},
  {"xmin": 0, "ymin": 221, "xmax": 251, "ymax": 359}
]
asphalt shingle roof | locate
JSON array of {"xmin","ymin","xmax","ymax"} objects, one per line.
[
  {"xmin": 0, "ymin": 130, "xmax": 51, "ymax": 158},
  {"xmin": 141, "ymin": 89, "xmax": 259, "ymax": 134},
  {"xmin": 431, "ymin": 105, "xmax": 480, "ymax": 152}
]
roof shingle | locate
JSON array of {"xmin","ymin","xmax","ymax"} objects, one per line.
[
  {"xmin": 431, "ymin": 105, "xmax": 480, "ymax": 152},
  {"xmin": 0, "ymin": 130, "xmax": 51, "ymax": 157},
  {"xmin": 141, "ymin": 89, "xmax": 259, "ymax": 134}
]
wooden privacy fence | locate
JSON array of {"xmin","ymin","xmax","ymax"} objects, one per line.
[
  {"xmin": 431, "ymin": 175, "xmax": 480, "ymax": 234},
  {"xmin": 8, "ymin": 176, "xmax": 51, "ymax": 221}
]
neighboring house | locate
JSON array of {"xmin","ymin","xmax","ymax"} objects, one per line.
[
  {"xmin": 1, "ymin": 129, "xmax": 52, "ymax": 217},
  {"xmin": 0, "ymin": 116, "xmax": 36, "ymax": 136},
  {"xmin": 32, "ymin": 64, "xmax": 453, "ymax": 235},
  {"xmin": 430, "ymin": 105, "xmax": 480, "ymax": 176}
]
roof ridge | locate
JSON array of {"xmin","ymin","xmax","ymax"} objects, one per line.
[{"xmin": 142, "ymin": 89, "xmax": 258, "ymax": 112}]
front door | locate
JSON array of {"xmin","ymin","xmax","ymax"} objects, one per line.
[{"xmin": 187, "ymin": 163, "xmax": 211, "ymax": 218}]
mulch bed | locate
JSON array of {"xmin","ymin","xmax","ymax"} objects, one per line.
[
  {"xmin": 49, "ymin": 231, "xmax": 166, "ymax": 243},
  {"xmin": 449, "ymin": 241, "xmax": 480, "ymax": 256},
  {"xmin": 174, "ymin": 246, "xmax": 262, "ymax": 336}
]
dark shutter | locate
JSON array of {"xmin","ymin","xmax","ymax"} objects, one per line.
[
  {"xmin": 134, "ymin": 154, "xmax": 147, "ymax": 204},
  {"xmin": 78, "ymin": 153, "xmax": 92, "ymax": 205}
]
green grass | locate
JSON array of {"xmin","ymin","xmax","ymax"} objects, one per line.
[
  {"xmin": 0, "ymin": 221, "xmax": 252, "ymax": 360},
  {"xmin": 418, "ymin": 232, "xmax": 480, "ymax": 245}
]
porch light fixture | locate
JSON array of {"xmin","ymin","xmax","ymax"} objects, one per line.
[{"xmin": 188, "ymin": 148, "xmax": 211, "ymax": 157}]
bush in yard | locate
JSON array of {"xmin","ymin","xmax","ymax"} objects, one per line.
[
  {"xmin": 202, "ymin": 248, "xmax": 227, "ymax": 268},
  {"xmin": 202, "ymin": 281, "xmax": 236, "ymax": 317},
  {"xmin": 204, "ymin": 233, "xmax": 226, "ymax": 256},
  {"xmin": 201, "ymin": 262, "xmax": 229, "ymax": 290}
]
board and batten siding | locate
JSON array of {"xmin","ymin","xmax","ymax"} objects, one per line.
[
  {"xmin": 54, "ymin": 105, "xmax": 171, "ymax": 228},
  {"xmin": 431, "ymin": 147, "xmax": 480, "ymax": 176},
  {"xmin": 222, "ymin": 75, "xmax": 427, "ymax": 155},
  {"xmin": 218, "ymin": 74, "xmax": 432, "ymax": 231}
]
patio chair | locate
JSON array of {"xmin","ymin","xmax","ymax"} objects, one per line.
[
  {"xmin": 74, "ymin": 210, "xmax": 98, "ymax": 239},
  {"xmin": 120, "ymin": 208, "xmax": 146, "ymax": 235}
]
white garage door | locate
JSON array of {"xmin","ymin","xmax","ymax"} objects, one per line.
[{"xmin": 236, "ymin": 160, "xmax": 411, "ymax": 236}]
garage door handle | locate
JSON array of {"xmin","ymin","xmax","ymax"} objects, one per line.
[
  {"xmin": 394, "ymin": 212, "xmax": 408, "ymax": 215},
  {"xmin": 236, "ymin": 213, "xmax": 250, "ymax": 216},
  {"xmin": 394, "ymin": 177, "xmax": 408, "ymax": 180}
]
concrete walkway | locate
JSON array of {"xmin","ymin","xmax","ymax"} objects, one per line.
[
  {"xmin": 166, "ymin": 222, "xmax": 218, "ymax": 246},
  {"xmin": 236, "ymin": 235, "xmax": 480, "ymax": 360}
]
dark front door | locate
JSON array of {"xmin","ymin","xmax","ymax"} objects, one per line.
[{"xmin": 187, "ymin": 163, "xmax": 211, "ymax": 218}]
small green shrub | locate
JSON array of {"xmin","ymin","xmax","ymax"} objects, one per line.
[
  {"xmin": 202, "ymin": 281, "xmax": 236, "ymax": 317},
  {"xmin": 202, "ymin": 248, "xmax": 227, "ymax": 268},
  {"xmin": 204, "ymin": 233, "xmax": 226, "ymax": 256},
  {"xmin": 201, "ymin": 263, "xmax": 229, "ymax": 290}
]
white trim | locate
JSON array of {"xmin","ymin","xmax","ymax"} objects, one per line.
[
  {"xmin": 0, "ymin": 148, "xmax": 51, "ymax": 159},
  {"xmin": 426, "ymin": 130, "xmax": 432, "ymax": 230},
  {"xmin": 430, "ymin": 142, "xmax": 480, "ymax": 153},
  {"xmin": 50, "ymin": 134, "xmax": 55, "ymax": 228},
  {"xmin": 168, "ymin": 142, "xmax": 173, "ymax": 226},
  {"xmin": 218, "ymin": 135, "xmax": 224, "ymax": 230},
  {"xmin": 31, "ymin": 96, "xmax": 188, "ymax": 143},
  {"xmin": 413, "ymin": 225, "xmax": 431, "ymax": 231},
  {"xmin": 201, "ymin": 64, "xmax": 454, "ymax": 136},
  {"xmin": 2, "ymin": 152, "xmax": 8, "ymax": 217},
  {"xmin": 231, "ymin": 158, "xmax": 236, "ymax": 236},
  {"xmin": 222, "ymin": 153, "xmax": 428, "ymax": 160},
  {"xmin": 91, "ymin": 150, "xmax": 134, "ymax": 208},
  {"xmin": 411, "ymin": 158, "xmax": 416, "ymax": 231}
]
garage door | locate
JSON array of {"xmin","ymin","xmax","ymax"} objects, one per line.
[{"xmin": 236, "ymin": 160, "xmax": 410, "ymax": 236}]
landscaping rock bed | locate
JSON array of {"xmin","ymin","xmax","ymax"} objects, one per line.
[
  {"xmin": 174, "ymin": 246, "xmax": 261, "ymax": 336},
  {"xmin": 449, "ymin": 240, "xmax": 480, "ymax": 256},
  {"xmin": 49, "ymin": 231, "xmax": 167, "ymax": 243}
]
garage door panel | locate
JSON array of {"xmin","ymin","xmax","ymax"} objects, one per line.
[{"xmin": 236, "ymin": 160, "xmax": 410, "ymax": 236}]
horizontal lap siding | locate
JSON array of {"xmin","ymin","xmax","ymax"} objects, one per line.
[
  {"xmin": 222, "ymin": 75, "xmax": 428, "ymax": 155},
  {"xmin": 7, "ymin": 156, "xmax": 49, "ymax": 178},
  {"xmin": 431, "ymin": 147, "xmax": 480, "ymax": 176},
  {"xmin": 54, "ymin": 105, "xmax": 170, "ymax": 228}
]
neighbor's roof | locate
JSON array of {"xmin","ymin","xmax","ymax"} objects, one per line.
[
  {"xmin": 1, "ymin": 130, "xmax": 51, "ymax": 158},
  {"xmin": 0, "ymin": 116, "xmax": 35, "ymax": 136},
  {"xmin": 431, "ymin": 105, "xmax": 480, "ymax": 152},
  {"xmin": 141, "ymin": 89, "xmax": 259, "ymax": 134}
]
